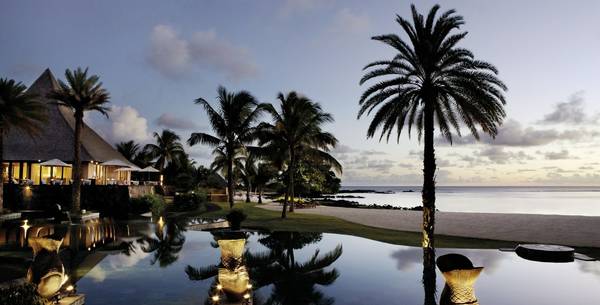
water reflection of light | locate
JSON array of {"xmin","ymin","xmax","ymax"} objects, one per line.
[
  {"xmin": 20, "ymin": 220, "xmax": 31, "ymax": 246},
  {"xmin": 157, "ymin": 217, "xmax": 164, "ymax": 230}
]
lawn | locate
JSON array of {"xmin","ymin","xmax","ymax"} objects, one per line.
[{"xmin": 197, "ymin": 202, "xmax": 517, "ymax": 249}]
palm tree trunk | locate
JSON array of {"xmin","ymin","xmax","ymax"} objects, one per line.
[
  {"xmin": 422, "ymin": 102, "xmax": 436, "ymax": 250},
  {"xmin": 227, "ymin": 152, "xmax": 234, "ymax": 209},
  {"xmin": 281, "ymin": 187, "xmax": 289, "ymax": 218},
  {"xmin": 258, "ymin": 187, "xmax": 263, "ymax": 204},
  {"xmin": 246, "ymin": 181, "xmax": 251, "ymax": 203},
  {"xmin": 0, "ymin": 127, "xmax": 4, "ymax": 213},
  {"xmin": 288, "ymin": 151, "xmax": 295, "ymax": 213},
  {"xmin": 72, "ymin": 111, "xmax": 83, "ymax": 216}
]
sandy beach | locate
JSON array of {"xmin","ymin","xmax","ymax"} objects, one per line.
[{"xmin": 259, "ymin": 204, "xmax": 600, "ymax": 248}]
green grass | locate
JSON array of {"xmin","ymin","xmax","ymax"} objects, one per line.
[{"xmin": 198, "ymin": 202, "xmax": 517, "ymax": 249}]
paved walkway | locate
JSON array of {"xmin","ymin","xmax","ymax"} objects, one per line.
[{"xmin": 259, "ymin": 204, "xmax": 600, "ymax": 247}]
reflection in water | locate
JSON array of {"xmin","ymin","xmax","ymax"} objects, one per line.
[
  {"xmin": 186, "ymin": 232, "xmax": 343, "ymax": 305},
  {"xmin": 437, "ymin": 254, "xmax": 483, "ymax": 305},
  {"xmin": 27, "ymin": 237, "xmax": 69, "ymax": 299},
  {"xmin": 422, "ymin": 247, "xmax": 437, "ymax": 305},
  {"xmin": 186, "ymin": 231, "xmax": 257, "ymax": 304},
  {"xmin": 137, "ymin": 218, "xmax": 186, "ymax": 267},
  {"xmin": 255, "ymin": 232, "xmax": 342, "ymax": 305}
]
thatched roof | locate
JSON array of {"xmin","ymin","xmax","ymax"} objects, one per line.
[{"xmin": 2, "ymin": 69, "xmax": 129, "ymax": 163}]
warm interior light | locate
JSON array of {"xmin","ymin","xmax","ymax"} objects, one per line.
[
  {"xmin": 243, "ymin": 293, "xmax": 251, "ymax": 299},
  {"xmin": 65, "ymin": 285, "xmax": 74, "ymax": 292},
  {"xmin": 211, "ymin": 295, "xmax": 220, "ymax": 302},
  {"xmin": 216, "ymin": 284, "xmax": 223, "ymax": 290},
  {"xmin": 246, "ymin": 283, "xmax": 253, "ymax": 289}
]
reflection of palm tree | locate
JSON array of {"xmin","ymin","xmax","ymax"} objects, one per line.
[
  {"xmin": 255, "ymin": 232, "xmax": 342, "ymax": 305},
  {"xmin": 422, "ymin": 247, "xmax": 437, "ymax": 305},
  {"xmin": 138, "ymin": 220, "xmax": 186, "ymax": 267}
]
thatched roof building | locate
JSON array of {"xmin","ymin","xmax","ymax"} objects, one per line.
[{"xmin": 2, "ymin": 69, "xmax": 135, "ymax": 185}]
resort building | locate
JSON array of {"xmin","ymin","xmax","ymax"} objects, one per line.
[{"xmin": 2, "ymin": 69, "xmax": 138, "ymax": 186}]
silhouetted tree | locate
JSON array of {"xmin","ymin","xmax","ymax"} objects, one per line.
[
  {"xmin": 48, "ymin": 67, "xmax": 110, "ymax": 215},
  {"xmin": 358, "ymin": 4, "xmax": 506, "ymax": 250}
]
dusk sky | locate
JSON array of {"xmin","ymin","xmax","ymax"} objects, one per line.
[{"xmin": 2, "ymin": 0, "xmax": 600, "ymax": 186}]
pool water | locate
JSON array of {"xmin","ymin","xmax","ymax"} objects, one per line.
[{"xmin": 73, "ymin": 222, "xmax": 600, "ymax": 305}]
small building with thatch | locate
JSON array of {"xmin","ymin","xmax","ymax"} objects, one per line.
[{"xmin": 2, "ymin": 69, "xmax": 135, "ymax": 185}]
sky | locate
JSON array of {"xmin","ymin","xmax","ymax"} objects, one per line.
[{"xmin": 1, "ymin": 0, "xmax": 600, "ymax": 186}]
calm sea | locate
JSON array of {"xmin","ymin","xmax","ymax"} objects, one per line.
[{"xmin": 338, "ymin": 186, "xmax": 600, "ymax": 216}]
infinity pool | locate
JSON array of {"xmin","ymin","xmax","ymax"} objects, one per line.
[{"xmin": 71, "ymin": 222, "xmax": 600, "ymax": 305}]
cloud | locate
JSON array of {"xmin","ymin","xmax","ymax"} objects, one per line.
[
  {"xmin": 542, "ymin": 149, "xmax": 575, "ymax": 160},
  {"xmin": 332, "ymin": 143, "xmax": 359, "ymax": 154},
  {"xmin": 147, "ymin": 24, "xmax": 191, "ymax": 78},
  {"xmin": 87, "ymin": 105, "xmax": 151, "ymax": 145},
  {"xmin": 477, "ymin": 147, "xmax": 534, "ymax": 164},
  {"xmin": 443, "ymin": 119, "xmax": 598, "ymax": 147},
  {"xmin": 155, "ymin": 113, "xmax": 199, "ymax": 130},
  {"xmin": 538, "ymin": 92, "xmax": 599, "ymax": 125},
  {"xmin": 147, "ymin": 25, "xmax": 258, "ymax": 80},
  {"xmin": 279, "ymin": 0, "xmax": 332, "ymax": 18},
  {"xmin": 328, "ymin": 8, "xmax": 370, "ymax": 34}
]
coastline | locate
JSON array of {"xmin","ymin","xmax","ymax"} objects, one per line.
[{"xmin": 258, "ymin": 204, "xmax": 600, "ymax": 248}]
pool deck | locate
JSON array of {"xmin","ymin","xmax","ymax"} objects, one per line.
[{"xmin": 258, "ymin": 204, "xmax": 600, "ymax": 248}]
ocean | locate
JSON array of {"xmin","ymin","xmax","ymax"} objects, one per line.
[{"xmin": 338, "ymin": 186, "xmax": 600, "ymax": 216}]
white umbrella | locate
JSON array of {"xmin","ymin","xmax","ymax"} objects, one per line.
[
  {"xmin": 100, "ymin": 159, "xmax": 133, "ymax": 167},
  {"xmin": 139, "ymin": 166, "xmax": 160, "ymax": 173},
  {"xmin": 115, "ymin": 167, "xmax": 139, "ymax": 172},
  {"xmin": 40, "ymin": 159, "xmax": 72, "ymax": 167}
]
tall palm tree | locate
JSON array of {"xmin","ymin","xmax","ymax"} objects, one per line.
[
  {"xmin": 144, "ymin": 129, "xmax": 185, "ymax": 172},
  {"xmin": 48, "ymin": 67, "xmax": 111, "ymax": 215},
  {"xmin": 237, "ymin": 152, "xmax": 258, "ymax": 203},
  {"xmin": 115, "ymin": 140, "xmax": 140, "ymax": 163},
  {"xmin": 358, "ymin": 4, "xmax": 506, "ymax": 250},
  {"xmin": 188, "ymin": 86, "xmax": 265, "ymax": 209},
  {"xmin": 0, "ymin": 78, "xmax": 46, "ymax": 212},
  {"xmin": 258, "ymin": 92, "xmax": 341, "ymax": 218}
]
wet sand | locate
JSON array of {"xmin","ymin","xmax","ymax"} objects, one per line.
[{"xmin": 259, "ymin": 204, "xmax": 600, "ymax": 247}]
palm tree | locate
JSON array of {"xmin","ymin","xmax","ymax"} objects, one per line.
[
  {"xmin": 254, "ymin": 163, "xmax": 276, "ymax": 204},
  {"xmin": 258, "ymin": 92, "xmax": 341, "ymax": 218},
  {"xmin": 115, "ymin": 140, "xmax": 140, "ymax": 163},
  {"xmin": 0, "ymin": 78, "xmax": 46, "ymax": 212},
  {"xmin": 48, "ymin": 67, "xmax": 111, "ymax": 215},
  {"xmin": 237, "ymin": 152, "xmax": 258, "ymax": 203},
  {"xmin": 188, "ymin": 86, "xmax": 265, "ymax": 209},
  {"xmin": 358, "ymin": 4, "xmax": 506, "ymax": 250},
  {"xmin": 144, "ymin": 129, "xmax": 185, "ymax": 172}
]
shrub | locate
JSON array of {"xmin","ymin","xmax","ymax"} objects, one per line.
[
  {"xmin": 172, "ymin": 189, "xmax": 207, "ymax": 212},
  {"xmin": 0, "ymin": 283, "xmax": 45, "ymax": 305},
  {"xmin": 226, "ymin": 209, "xmax": 247, "ymax": 230},
  {"xmin": 130, "ymin": 194, "xmax": 165, "ymax": 216}
]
